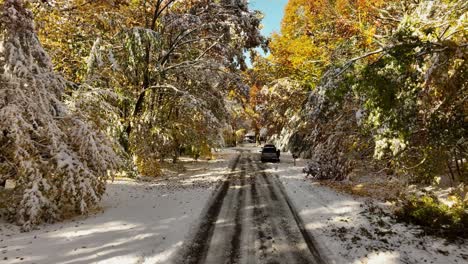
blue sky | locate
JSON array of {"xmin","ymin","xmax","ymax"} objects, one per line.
[
  {"xmin": 246, "ymin": 0, "xmax": 288, "ymax": 66},
  {"xmin": 249, "ymin": 0, "xmax": 288, "ymax": 38}
]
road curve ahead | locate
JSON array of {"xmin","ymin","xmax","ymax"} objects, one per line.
[{"xmin": 175, "ymin": 151, "xmax": 327, "ymax": 264}]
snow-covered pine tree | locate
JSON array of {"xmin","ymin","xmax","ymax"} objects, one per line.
[{"xmin": 0, "ymin": 0, "xmax": 120, "ymax": 230}]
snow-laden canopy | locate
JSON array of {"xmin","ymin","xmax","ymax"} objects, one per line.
[{"xmin": 0, "ymin": 0, "xmax": 120, "ymax": 230}]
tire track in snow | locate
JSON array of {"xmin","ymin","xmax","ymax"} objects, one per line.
[
  {"xmin": 175, "ymin": 153, "xmax": 241, "ymax": 264},
  {"xmin": 229, "ymin": 162, "xmax": 246, "ymax": 263},
  {"xmin": 176, "ymin": 151, "xmax": 327, "ymax": 264},
  {"xmin": 257, "ymin": 162, "xmax": 327, "ymax": 263}
]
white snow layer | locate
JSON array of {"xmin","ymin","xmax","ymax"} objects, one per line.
[
  {"xmin": 0, "ymin": 150, "xmax": 237, "ymax": 264},
  {"xmin": 267, "ymin": 151, "xmax": 468, "ymax": 264},
  {"xmin": 1, "ymin": 148, "xmax": 467, "ymax": 264}
]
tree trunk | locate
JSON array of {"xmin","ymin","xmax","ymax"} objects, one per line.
[{"xmin": 125, "ymin": 42, "xmax": 152, "ymax": 140}]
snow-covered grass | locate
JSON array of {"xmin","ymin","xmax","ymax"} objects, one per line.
[
  {"xmin": 264, "ymin": 150, "xmax": 468, "ymax": 264},
  {"xmin": 0, "ymin": 149, "xmax": 238, "ymax": 264}
]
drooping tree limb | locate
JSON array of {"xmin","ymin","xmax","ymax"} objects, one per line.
[
  {"xmin": 333, "ymin": 48, "xmax": 385, "ymax": 77},
  {"xmin": 163, "ymin": 35, "xmax": 224, "ymax": 72}
]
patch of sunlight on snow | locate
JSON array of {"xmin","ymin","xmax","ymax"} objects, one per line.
[
  {"xmin": 330, "ymin": 216, "xmax": 352, "ymax": 223},
  {"xmin": 63, "ymin": 253, "xmax": 137, "ymax": 264},
  {"xmin": 61, "ymin": 233, "xmax": 162, "ymax": 260},
  {"xmin": 244, "ymin": 204, "xmax": 260, "ymax": 210},
  {"xmin": 48, "ymin": 221, "xmax": 139, "ymax": 238},
  {"xmin": 148, "ymin": 241, "xmax": 184, "ymax": 264},
  {"xmin": 299, "ymin": 200, "xmax": 359, "ymax": 217},
  {"xmin": 132, "ymin": 233, "xmax": 158, "ymax": 241},
  {"xmin": 215, "ymin": 217, "xmax": 230, "ymax": 224},
  {"xmin": 304, "ymin": 221, "xmax": 327, "ymax": 230},
  {"xmin": 229, "ymin": 185, "xmax": 246, "ymax": 189},
  {"xmin": 107, "ymin": 235, "xmax": 154, "ymax": 251},
  {"xmin": 356, "ymin": 251, "xmax": 400, "ymax": 264},
  {"xmin": 300, "ymin": 207, "xmax": 331, "ymax": 216},
  {"xmin": 160, "ymin": 217, "xmax": 177, "ymax": 224}
]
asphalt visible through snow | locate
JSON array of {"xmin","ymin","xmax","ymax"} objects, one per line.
[{"xmin": 175, "ymin": 150, "xmax": 327, "ymax": 264}]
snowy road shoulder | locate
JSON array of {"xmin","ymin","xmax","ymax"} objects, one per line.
[
  {"xmin": 0, "ymin": 149, "xmax": 239, "ymax": 264},
  {"xmin": 266, "ymin": 151, "xmax": 468, "ymax": 264}
]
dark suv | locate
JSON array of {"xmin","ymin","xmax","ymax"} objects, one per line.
[{"xmin": 260, "ymin": 144, "xmax": 280, "ymax": 163}]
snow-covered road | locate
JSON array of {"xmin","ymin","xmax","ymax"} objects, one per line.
[
  {"xmin": 1, "ymin": 147, "xmax": 467, "ymax": 264},
  {"xmin": 175, "ymin": 151, "xmax": 325, "ymax": 264}
]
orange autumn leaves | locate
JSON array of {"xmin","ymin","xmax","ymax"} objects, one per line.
[{"xmin": 268, "ymin": 0, "xmax": 392, "ymax": 86}]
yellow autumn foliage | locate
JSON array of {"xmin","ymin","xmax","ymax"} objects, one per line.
[{"xmin": 134, "ymin": 154, "xmax": 162, "ymax": 177}]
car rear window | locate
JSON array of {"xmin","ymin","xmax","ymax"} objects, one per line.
[{"xmin": 262, "ymin": 148, "xmax": 276, "ymax": 153}]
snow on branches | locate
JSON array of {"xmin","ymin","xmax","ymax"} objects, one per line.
[
  {"xmin": 0, "ymin": 0, "xmax": 119, "ymax": 230},
  {"xmin": 284, "ymin": 0, "xmax": 467, "ymax": 181}
]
